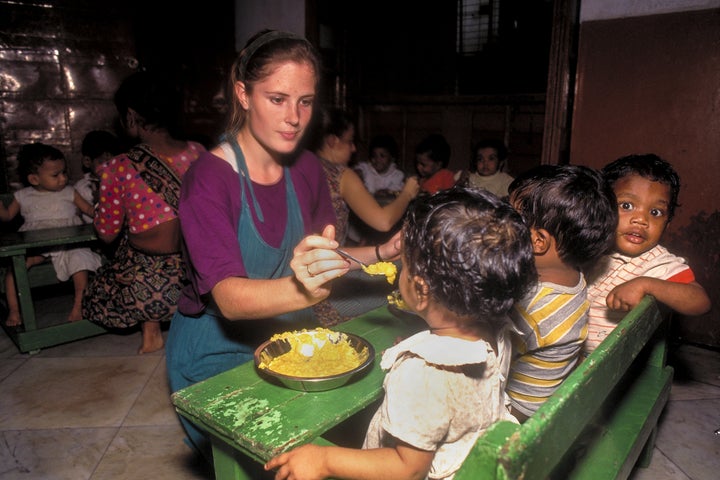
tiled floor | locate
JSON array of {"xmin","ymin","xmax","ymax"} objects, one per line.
[{"xmin": 0, "ymin": 296, "xmax": 718, "ymax": 479}]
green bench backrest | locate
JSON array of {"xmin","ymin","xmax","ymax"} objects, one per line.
[{"xmin": 455, "ymin": 296, "xmax": 666, "ymax": 480}]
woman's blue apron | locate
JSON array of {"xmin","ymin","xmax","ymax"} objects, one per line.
[{"xmin": 166, "ymin": 138, "xmax": 311, "ymax": 460}]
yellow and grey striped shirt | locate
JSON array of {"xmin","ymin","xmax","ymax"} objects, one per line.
[{"xmin": 506, "ymin": 275, "xmax": 588, "ymax": 418}]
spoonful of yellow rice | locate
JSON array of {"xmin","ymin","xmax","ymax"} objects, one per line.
[
  {"xmin": 361, "ymin": 261, "xmax": 397, "ymax": 284},
  {"xmin": 336, "ymin": 249, "xmax": 397, "ymax": 284}
]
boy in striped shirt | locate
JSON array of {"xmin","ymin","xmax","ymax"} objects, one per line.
[{"xmin": 505, "ymin": 165, "xmax": 617, "ymax": 421}]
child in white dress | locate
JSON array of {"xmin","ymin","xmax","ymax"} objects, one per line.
[
  {"xmin": 0, "ymin": 143, "xmax": 102, "ymax": 326},
  {"xmin": 266, "ymin": 186, "xmax": 537, "ymax": 480},
  {"xmin": 354, "ymin": 134, "xmax": 406, "ymax": 197}
]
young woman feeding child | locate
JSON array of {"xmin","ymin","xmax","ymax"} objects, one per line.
[{"xmin": 165, "ymin": 29, "xmax": 403, "ymax": 464}]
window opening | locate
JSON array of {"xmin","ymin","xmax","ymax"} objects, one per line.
[{"xmin": 456, "ymin": 0, "xmax": 500, "ymax": 55}]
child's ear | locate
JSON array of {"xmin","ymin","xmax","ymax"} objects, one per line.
[
  {"xmin": 27, "ymin": 173, "xmax": 40, "ymax": 186},
  {"xmin": 326, "ymin": 134, "xmax": 340, "ymax": 149},
  {"xmin": 530, "ymin": 227, "xmax": 552, "ymax": 255},
  {"xmin": 412, "ymin": 275, "xmax": 430, "ymax": 310}
]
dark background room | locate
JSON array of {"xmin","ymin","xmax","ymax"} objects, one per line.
[{"xmin": 1, "ymin": 0, "xmax": 717, "ymax": 347}]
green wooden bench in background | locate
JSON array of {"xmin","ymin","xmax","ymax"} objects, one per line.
[{"xmin": 173, "ymin": 295, "xmax": 671, "ymax": 480}]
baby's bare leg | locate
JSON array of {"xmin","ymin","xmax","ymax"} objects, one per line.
[
  {"xmin": 68, "ymin": 270, "xmax": 89, "ymax": 322},
  {"xmin": 4, "ymin": 269, "xmax": 21, "ymax": 326},
  {"xmin": 4, "ymin": 255, "xmax": 45, "ymax": 326}
]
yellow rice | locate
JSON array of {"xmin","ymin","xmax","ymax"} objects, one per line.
[{"xmin": 260, "ymin": 329, "xmax": 367, "ymax": 377}]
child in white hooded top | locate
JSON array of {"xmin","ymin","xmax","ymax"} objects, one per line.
[{"xmin": 266, "ymin": 186, "xmax": 537, "ymax": 480}]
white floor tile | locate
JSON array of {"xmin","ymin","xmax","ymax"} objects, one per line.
[
  {"xmin": 89, "ymin": 425, "xmax": 211, "ymax": 480},
  {"xmin": 651, "ymin": 397, "xmax": 720, "ymax": 480},
  {"xmin": 0, "ymin": 356, "xmax": 160, "ymax": 429},
  {"xmin": 123, "ymin": 359, "xmax": 178, "ymax": 427},
  {"xmin": 0, "ymin": 427, "xmax": 117, "ymax": 480},
  {"xmin": 629, "ymin": 447, "xmax": 692, "ymax": 479}
]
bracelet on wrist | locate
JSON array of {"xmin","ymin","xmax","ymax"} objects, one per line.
[{"xmin": 375, "ymin": 244, "xmax": 384, "ymax": 262}]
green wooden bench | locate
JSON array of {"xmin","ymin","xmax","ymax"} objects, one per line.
[{"xmin": 455, "ymin": 295, "xmax": 672, "ymax": 480}]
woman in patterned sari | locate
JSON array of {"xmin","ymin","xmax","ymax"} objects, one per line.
[{"xmin": 82, "ymin": 71, "xmax": 206, "ymax": 354}]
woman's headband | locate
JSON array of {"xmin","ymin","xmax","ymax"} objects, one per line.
[{"xmin": 239, "ymin": 30, "xmax": 306, "ymax": 77}]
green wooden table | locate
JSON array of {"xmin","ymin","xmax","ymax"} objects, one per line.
[
  {"xmin": 0, "ymin": 223, "xmax": 107, "ymax": 353},
  {"xmin": 171, "ymin": 305, "xmax": 422, "ymax": 480}
]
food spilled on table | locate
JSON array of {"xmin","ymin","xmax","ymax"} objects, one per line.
[{"xmin": 258, "ymin": 328, "xmax": 369, "ymax": 377}]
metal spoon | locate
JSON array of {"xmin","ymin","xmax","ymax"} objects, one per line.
[
  {"xmin": 336, "ymin": 248, "xmax": 369, "ymax": 268},
  {"xmin": 337, "ymin": 248, "xmax": 396, "ymax": 283}
]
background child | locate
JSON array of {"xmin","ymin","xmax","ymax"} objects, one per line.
[
  {"xmin": 307, "ymin": 107, "xmax": 418, "ymax": 325},
  {"xmin": 308, "ymin": 109, "xmax": 418, "ymax": 247},
  {"xmin": 0, "ymin": 143, "xmax": 102, "ymax": 326},
  {"xmin": 265, "ymin": 186, "xmax": 537, "ymax": 480},
  {"xmin": 354, "ymin": 134, "xmax": 406, "ymax": 198},
  {"xmin": 75, "ymin": 130, "xmax": 122, "ymax": 223},
  {"xmin": 415, "ymin": 133, "xmax": 456, "ymax": 194},
  {"xmin": 505, "ymin": 164, "xmax": 617, "ymax": 421},
  {"xmin": 584, "ymin": 154, "xmax": 711, "ymax": 354},
  {"xmin": 456, "ymin": 138, "xmax": 514, "ymax": 199}
]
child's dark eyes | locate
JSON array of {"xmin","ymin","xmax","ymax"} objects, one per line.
[
  {"xmin": 618, "ymin": 201, "xmax": 666, "ymax": 218},
  {"xmin": 650, "ymin": 208, "xmax": 666, "ymax": 218}
]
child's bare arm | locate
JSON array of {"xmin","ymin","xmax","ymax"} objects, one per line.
[
  {"xmin": 73, "ymin": 189, "xmax": 95, "ymax": 219},
  {"xmin": 606, "ymin": 277, "xmax": 711, "ymax": 316},
  {"xmin": 265, "ymin": 442, "xmax": 434, "ymax": 480},
  {"xmin": 0, "ymin": 198, "xmax": 20, "ymax": 222}
]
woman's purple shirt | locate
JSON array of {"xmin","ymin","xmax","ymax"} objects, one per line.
[{"xmin": 177, "ymin": 149, "xmax": 336, "ymax": 314}]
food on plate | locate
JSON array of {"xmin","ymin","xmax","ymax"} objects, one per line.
[{"xmin": 258, "ymin": 328, "xmax": 369, "ymax": 377}]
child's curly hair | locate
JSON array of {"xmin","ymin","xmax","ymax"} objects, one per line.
[
  {"xmin": 402, "ymin": 186, "xmax": 537, "ymax": 322},
  {"xmin": 17, "ymin": 143, "xmax": 64, "ymax": 187}
]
